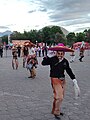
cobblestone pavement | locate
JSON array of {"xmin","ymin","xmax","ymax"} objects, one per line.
[{"xmin": 0, "ymin": 50, "xmax": 90, "ymax": 120}]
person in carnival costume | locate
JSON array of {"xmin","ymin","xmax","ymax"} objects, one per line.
[{"xmin": 41, "ymin": 43, "xmax": 80, "ymax": 119}]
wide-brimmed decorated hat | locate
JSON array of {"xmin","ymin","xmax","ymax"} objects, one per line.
[
  {"xmin": 24, "ymin": 41, "xmax": 35, "ymax": 47},
  {"xmin": 48, "ymin": 43, "xmax": 74, "ymax": 52}
]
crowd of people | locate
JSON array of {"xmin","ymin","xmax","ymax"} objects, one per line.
[
  {"xmin": 10, "ymin": 44, "xmax": 48, "ymax": 78},
  {"xmin": 0, "ymin": 42, "xmax": 89, "ymax": 119},
  {"xmin": 0, "ymin": 42, "xmax": 87, "ymax": 80}
]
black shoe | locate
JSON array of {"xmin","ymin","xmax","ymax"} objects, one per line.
[
  {"xmin": 54, "ymin": 115, "xmax": 61, "ymax": 120},
  {"xmin": 28, "ymin": 76, "xmax": 32, "ymax": 78},
  {"xmin": 79, "ymin": 59, "xmax": 83, "ymax": 62},
  {"xmin": 60, "ymin": 112, "xmax": 64, "ymax": 116}
]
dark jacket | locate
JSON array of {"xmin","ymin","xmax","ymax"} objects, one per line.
[
  {"xmin": 23, "ymin": 47, "xmax": 29, "ymax": 56},
  {"xmin": 42, "ymin": 56, "xmax": 75, "ymax": 79}
]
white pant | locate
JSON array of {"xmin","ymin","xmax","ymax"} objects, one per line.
[{"xmin": 70, "ymin": 55, "xmax": 75, "ymax": 62}]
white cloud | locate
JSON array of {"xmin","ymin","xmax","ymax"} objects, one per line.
[{"xmin": 0, "ymin": 0, "xmax": 90, "ymax": 33}]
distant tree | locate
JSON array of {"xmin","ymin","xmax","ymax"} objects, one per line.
[
  {"xmin": 1, "ymin": 35, "xmax": 8, "ymax": 44},
  {"xmin": 41, "ymin": 26, "xmax": 66, "ymax": 45},
  {"xmin": 26, "ymin": 30, "xmax": 38, "ymax": 43},
  {"xmin": 76, "ymin": 32, "xmax": 86, "ymax": 42},
  {"xmin": 84, "ymin": 29, "xmax": 90, "ymax": 43},
  {"xmin": 4, "ymin": 25, "xmax": 89, "ymax": 46},
  {"xmin": 41, "ymin": 26, "xmax": 51, "ymax": 45},
  {"xmin": 50, "ymin": 26, "xmax": 65, "ymax": 44},
  {"xmin": 36, "ymin": 30, "xmax": 43, "ymax": 43},
  {"xmin": 55, "ymin": 32, "xmax": 66, "ymax": 44},
  {"xmin": 51, "ymin": 26, "xmax": 63, "ymax": 34},
  {"xmin": 84, "ymin": 29, "xmax": 88, "ymax": 33},
  {"xmin": 10, "ymin": 31, "xmax": 25, "ymax": 40},
  {"xmin": 66, "ymin": 32, "xmax": 76, "ymax": 46}
]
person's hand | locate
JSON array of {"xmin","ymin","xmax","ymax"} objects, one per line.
[
  {"xmin": 47, "ymin": 51, "xmax": 56, "ymax": 58},
  {"xmin": 73, "ymin": 79, "xmax": 80, "ymax": 99}
]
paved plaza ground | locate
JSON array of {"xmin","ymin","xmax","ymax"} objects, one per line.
[{"xmin": 0, "ymin": 49, "xmax": 90, "ymax": 120}]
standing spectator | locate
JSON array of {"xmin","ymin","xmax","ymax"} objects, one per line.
[
  {"xmin": 38, "ymin": 46, "xmax": 41, "ymax": 57},
  {"xmin": 34, "ymin": 46, "xmax": 38, "ymax": 56},
  {"xmin": 44, "ymin": 46, "xmax": 48, "ymax": 56},
  {"xmin": 42, "ymin": 46, "xmax": 45, "ymax": 57},
  {"xmin": 17, "ymin": 45, "xmax": 21, "ymax": 57},
  {"xmin": 12, "ymin": 46, "xmax": 18, "ymax": 69},
  {"xmin": 79, "ymin": 46, "xmax": 85, "ymax": 62},
  {"xmin": 29, "ymin": 45, "xmax": 35, "ymax": 56},
  {"xmin": 70, "ymin": 46, "xmax": 75, "ymax": 63},
  {"xmin": 0, "ymin": 45, "xmax": 3, "ymax": 58},
  {"xmin": 22, "ymin": 46, "xmax": 29, "ymax": 67}
]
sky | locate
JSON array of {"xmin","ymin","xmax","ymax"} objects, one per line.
[{"xmin": 0, "ymin": 0, "xmax": 90, "ymax": 33}]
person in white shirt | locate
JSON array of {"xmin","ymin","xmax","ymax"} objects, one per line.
[
  {"xmin": 27, "ymin": 45, "xmax": 38, "ymax": 78},
  {"xmin": 29, "ymin": 46, "xmax": 36, "ymax": 56}
]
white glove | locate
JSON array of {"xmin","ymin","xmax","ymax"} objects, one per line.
[
  {"xmin": 73, "ymin": 79, "xmax": 80, "ymax": 99},
  {"xmin": 47, "ymin": 51, "xmax": 56, "ymax": 58}
]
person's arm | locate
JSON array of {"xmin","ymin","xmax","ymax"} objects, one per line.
[
  {"xmin": 65, "ymin": 60, "xmax": 80, "ymax": 99},
  {"xmin": 27, "ymin": 57, "xmax": 31, "ymax": 64},
  {"xmin": 65, "ymin": 60, "xmax": 76, "ymax": 79},
  {"xmin": 41, "ymin": 56, "xmax": 51, "ymax": 66}
]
